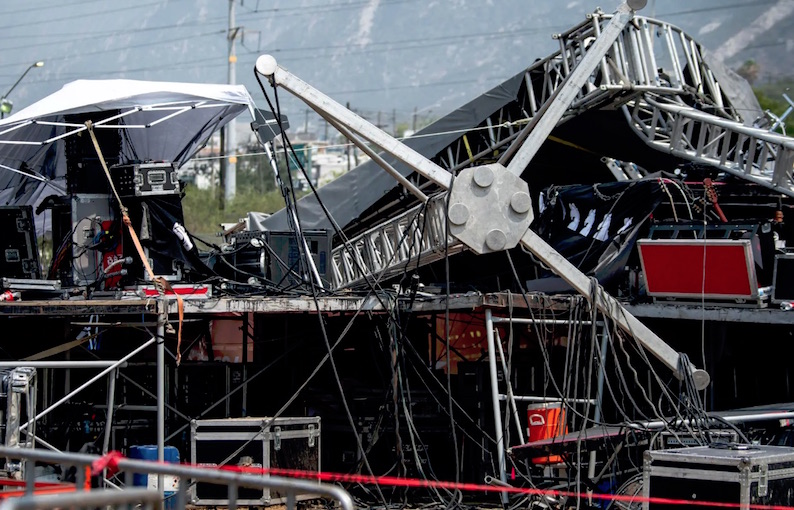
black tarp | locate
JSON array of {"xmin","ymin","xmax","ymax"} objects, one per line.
[
  {"xmin": 124, "ymin": 196, "xmax": 211, "ymax": 283},
  {"xmin": 528, "ymin": 178, "xmax": 667, "ymax": 291}
]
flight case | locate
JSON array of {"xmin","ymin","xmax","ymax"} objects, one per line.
[
  {"xmin": 189, "ymin": 417, "xmax": 321, "ymax": 506},
  {"xmin": 643, "ymin": 444, "xmax": 794, "ymax": 510}
]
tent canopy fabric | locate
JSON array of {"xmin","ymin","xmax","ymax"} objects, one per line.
[{"xmin": 0, "ymin": 79, "xmax": 257, "ymax": 208}]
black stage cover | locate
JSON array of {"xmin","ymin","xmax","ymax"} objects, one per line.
[{"xmin": 528, "ymin": 178, "xmax": 666, "ymax": 291}]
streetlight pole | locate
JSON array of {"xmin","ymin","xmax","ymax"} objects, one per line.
[{"xmin": 1, "ymin": 61, "xmax": 44, "ymax": 119}]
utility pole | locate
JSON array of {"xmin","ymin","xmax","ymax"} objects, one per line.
[
  {"xmin": 346, "ymin": 101, "xmax": 351, "ymax": 173},
  {"xmin": 225, "ymin": 0, "xmax": 239, "ymax": 203},
  {"xmin": 412, "ymin": 106, "xmax": 417, "ymax": 133},
  {"xmin": 392, "ymin": 108, "xmax": 397, "ymax": 137}
]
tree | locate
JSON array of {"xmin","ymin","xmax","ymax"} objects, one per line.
[{"xmin": 737, "ymin": 60, "xmax": 761, "ymax": 85}]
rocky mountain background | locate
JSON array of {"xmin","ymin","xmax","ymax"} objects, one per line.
[{"xmin": 2, "ymin": 0, "xmax": 793, "ymax": 134}]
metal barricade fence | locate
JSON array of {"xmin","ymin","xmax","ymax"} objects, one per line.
[
  {"xmin": 0, "ymin": 447, "xmax": 354, "ymax": 510},
  {"xmin": 0, "ymin": 489, "xmax": 160, "ymax": 510}
]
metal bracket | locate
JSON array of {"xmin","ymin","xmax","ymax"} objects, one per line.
[
  {"xmin": 273, "ymin": 426, "xmax": 281, "ymax": 451},
  {"xmin": 759, "ymin": 463, "xmax": 769, "ymax": 497},
  {"xmin": 448, "ymin": 164, "xmax": 533, "ymax": 254}
]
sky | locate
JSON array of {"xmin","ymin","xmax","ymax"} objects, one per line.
[{"xmin": 1, "ymin": 0, "xmax": 791, "ymax": 133}]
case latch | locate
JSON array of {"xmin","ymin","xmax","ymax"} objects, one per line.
[
  {"xmin": 273, "ymin": 426, "xmax": 281, "ymax": 451},
  {"xmin": 759, "ymin": 464, "xmax": 768, "ymax": 497},
  {"xmin": 308, "ymin": 424, "xmax": 316, "ymax": 447}
]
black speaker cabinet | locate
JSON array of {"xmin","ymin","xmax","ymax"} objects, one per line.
[
  {"xmin": 772, "ymin": 253, "xmax": 794, "ymax": 303},
  {"xmin": 0, "ymin": 206, "xmax": 40, "ymax": 280}
]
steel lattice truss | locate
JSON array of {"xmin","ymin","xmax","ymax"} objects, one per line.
[{"xmin": 329, "ymin": 11, "xmax": 792, "ymax": 289}]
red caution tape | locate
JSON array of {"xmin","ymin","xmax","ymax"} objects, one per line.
[
  {"xmin": 90, "ymin": 451, "xmax": 794, "ymax": 510},
  {"xmin": 91, "ymin": 450, "xmax": 123, "ymax": 476}
]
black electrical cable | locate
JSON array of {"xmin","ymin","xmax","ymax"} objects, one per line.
[
  {"xmin": 254, "ymin": 68, "xmax": 508, "ymax": 507},
  {"xmin": 264, "ymin": 80, "xmax": 391, "ymax": 508}
]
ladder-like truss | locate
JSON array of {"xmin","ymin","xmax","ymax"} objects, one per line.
[
  {"xmin": 329, "ymin": 10, "xmax": 767, "ymax": 290},
  {"xmin": 625, "ymin": 96, "xmax": 794, "ymax": 196},
  {"xmin": 427, "ymin": 11, "xmax": 740, "ymax": 175},
  {"xmin": 330, "ymin": 193, "xmax": 463, "ymax": 289}
]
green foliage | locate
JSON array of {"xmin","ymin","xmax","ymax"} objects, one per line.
[
  {"xmin": 736, "ymin": 60, "xmax": 761, "ymax": 85},
  {"xmin": 754, "ymin": 79, "xmax": 794, "ymax": 118},
  {"xmin": 181, "ymin": 186, "xmax": 291, "ymax": 236},
  {"xmin": 182, "ymin": 146, "xmax": 311, "ymax": 236},
  {"xmin": 755, "ymin": 89, "xmax": 788, "ymax": 119}
]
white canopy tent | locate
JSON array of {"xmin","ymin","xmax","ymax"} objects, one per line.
[{"xmin": 0, "ymin": 79, "xmax": 258, "ymax": 230}]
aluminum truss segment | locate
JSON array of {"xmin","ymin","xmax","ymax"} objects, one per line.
[
  {"xmin": 625, "ymin": 97, "xmax": 794, "ymax": 197},
  {"xmin": 256, "ymin": 2, "xmax": 710, "ymax": 389},
  {"xmin": 330, "ymin": 193, "xmax": 463, "ymax": 289},
  {"xmin": 527, "ymin": 10, "xmax": 734, "ymax": 118},
  {"xmin": 422, "ymin": 9, "xmax": 739, "ymax": 180}
]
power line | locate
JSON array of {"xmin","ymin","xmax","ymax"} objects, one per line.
[
  {"xmin": 2, "ymin": 0, "xmax": 109, "ymax": 16},
  {"xmin": 247, "ymin": 24, "xmax": 569, "ymax": 56},
  {"xmin": 0, "ymin": 21, "xmax": 558, "ymax": 77},
  {"xmin": 656, "ymin": 0, "xmax": 777, "ymax": 18},
  {"xmin": 0, "ymin": 30, "xmax": 225, "ymax": 73},
  {"xmin": 0, "ymin": 18, "xmax": 228, "ymax": 52},
  {"xmin": 237, "ymin": 0, "xmax": 423, "ymax": 20},
  {"xmin": 0, "ymin": 0, "xmax": 166, "ymax": 31}
]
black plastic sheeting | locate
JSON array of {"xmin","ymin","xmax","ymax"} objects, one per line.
[
  {"xmin": 124, "ymin": 196, "xmax": 211, "ymax": 282},
  {"xmin": 527, "ymin": 177, "xmax": 666, "ymax": 292}
]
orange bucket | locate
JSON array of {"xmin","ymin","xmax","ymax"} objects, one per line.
[{"xmin": 527, "ymin": 402, "xmax": 568, "ymax": 464}]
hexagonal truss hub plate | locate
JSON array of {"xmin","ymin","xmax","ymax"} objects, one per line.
[{"xmin": 448, "ymin": 163, "xmax": 533, "ymax": 255}]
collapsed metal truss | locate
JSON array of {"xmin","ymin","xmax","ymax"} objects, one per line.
[
  {"xmin": 625, "ymin": 96, "xmax": 794, "ymax": 195},
  {"xmin": 329, "ymin": 192, "xmax": 461, "ymax": 289},
  {"xmin": 329, "ymin": 10, "xmax": 791, "ymax": 290},
  {"xmin": 427, "ymin": 10, "xmax": 738, "ymax": 176}
]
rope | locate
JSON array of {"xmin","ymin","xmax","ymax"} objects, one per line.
[{"xmin": 85, "ymin": 121, "xmax": 184, "ymax": 365}]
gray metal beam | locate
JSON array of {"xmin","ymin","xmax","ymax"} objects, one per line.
[
  {"xmin": 252, "ymin": 1, "xmax": 708, "ymax": 390},
  {"xmin": 503, "ymin": 2, "xmax": 635, "ymax": 176},
  {"xmin": 256, "ymin": 55, "xmax": 453, "ymax": 190},
  {"xmin": 519, "ymin": 229, "xmax": 709, "ymax": 389}
]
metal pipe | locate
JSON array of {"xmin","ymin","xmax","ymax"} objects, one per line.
[
  {"xmin": 20, "ymin": 338, "xmax": 155, "ymax": 430},
  {"xmin": 520, "ymin": 229, "xmax": 710, "ymax": 390},
  {"xmin": 157, "ymin": 306, "xmax": 165, "ymax": 499},
  {"xmin": 0, "ymin": 489, "xmax": 160, "ymax": 510},
  {"xmin": 0, "ymin": 447, "xmax": 355, "ymax": 510},
  {"xmin": 30, "ymin": 435, "xmax": 60, "ymax": 453},
  {"xmin": 0, "ymin": 361, "xmax": 128, "ymax": 368},
  {"xmin": 102, "ymin": 368, "xmax": 117, "ymax": 455},
  {"xmin": 587, "ymin": 328, "xmax": 610, "ymax": 504},
  {"xmin": 493, "ymin": 329, "xmax": 525, "ymax": 444},
  {"xmin": 490, "ymin": 317, "xmax": 600, "ymax": 325},
  {"xmin": 257, "ymin": 55, "xmax": 453, "ymax": 190},
  {"xmin": 594, "ymin": 329, "xmax": 610, "ymax": 425},
  {"xmin": 117, "ymin": 372, "xmax": 191, "ymax": 422},
  {"xmin": 318, "ymin": 110, "xmax": 429, "ymax": 203},
  {"xmin": 641, "ymin": 411, "xmax": 794, "ymax": 430},
  {"xmin": 499, "ymin": 395, "xmax": 596, "ymax": 404},
  {"xmin": 484, "ymin": 309, "xmax": 508, "ymax": 504},
  {"xmin": 504, "ymin": 3, "xmax": 635, "ymax": 176}
]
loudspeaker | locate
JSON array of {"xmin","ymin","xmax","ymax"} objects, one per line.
[
  {"xmin": 772, "ymin": 253, "xmax": 794, "ymax": 303},
  {"xmin": 64, "ymin": 112, "xmax": 123, "ymax": 194},
  {"xmin": 0, "ymin": 206, "xmax": 40, "ymax": 280}
]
